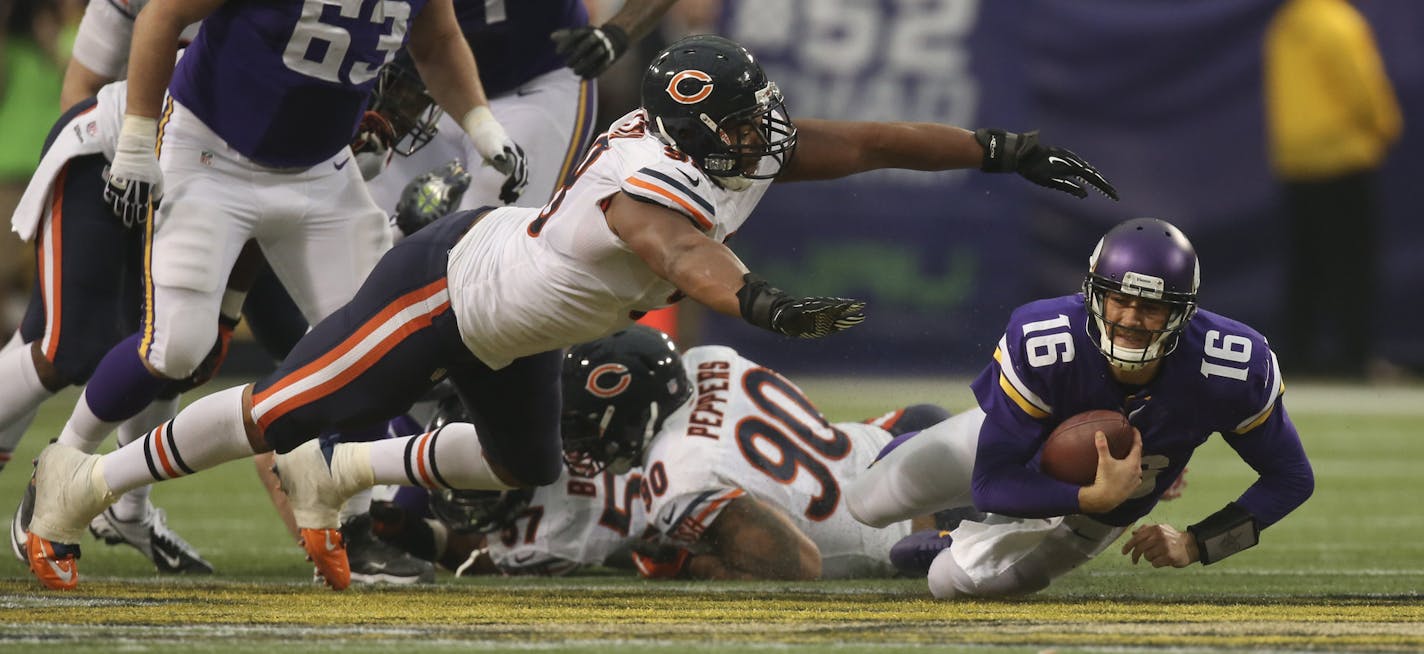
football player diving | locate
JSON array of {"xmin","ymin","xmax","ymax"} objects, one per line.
[{"xmin": 25, "ymin": 34, "xmax": 1118, "ymax": 590}]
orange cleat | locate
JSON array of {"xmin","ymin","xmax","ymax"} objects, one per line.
[
  {"xmin": 27, "ymin": 535, "xmax": 81, "ymax": 590},
  {"xmin": 300, "ymin": 527, "xmax": 350, "ymax": 590}
]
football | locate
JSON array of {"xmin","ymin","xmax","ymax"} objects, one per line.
[{"xmin": 1040, "ymin": 410, "xmax": 1135, "ymax": 486}]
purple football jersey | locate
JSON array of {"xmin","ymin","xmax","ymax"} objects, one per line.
[
  {"xmin": 171, "ymin": 0, "xmax": 429, "ymax": 167},
  {"xmin": 456, "ymin": 0, "xmax": 586, "ymax": 97},
  {"xmin": 969, "ymin": 294, "xmax": 1310, "ymax": 528}
]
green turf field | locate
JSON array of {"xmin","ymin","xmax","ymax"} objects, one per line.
[{"xmin": 1, "ymin": 378, "xmax": 1421, "ymax": 652}]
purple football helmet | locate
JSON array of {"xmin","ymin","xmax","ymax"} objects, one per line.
[{"xmin": 1082, "ymin": 218, "xmax": 1200, "ymax": 370}]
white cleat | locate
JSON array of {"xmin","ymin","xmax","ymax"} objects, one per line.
[{"xmin": 29, "ymin": 443, "xmax": 116, "ymax": 545}]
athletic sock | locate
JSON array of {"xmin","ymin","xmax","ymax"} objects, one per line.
[
  {"xmin": 363, "ymin": 423, "xmax": 514, "ymax": 490},
  {"xmin": 108, "ymin": 397, "xmax": 180, "ymax": 522},
  {"xmin": 101, "ymin": 386, "xmax": 256, "ymax": 497}
]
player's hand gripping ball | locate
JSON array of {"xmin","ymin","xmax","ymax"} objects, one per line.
[{"xmin": 1040, "ymin": 410, "xmax": 1134, "ymax": 485}]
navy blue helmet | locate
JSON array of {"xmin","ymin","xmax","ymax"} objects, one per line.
[
  {"xmin": 561, "ymin": 326, "xmax": 690, "ymax": 475},
  {"xmin": 640, "ymin": 35, "xmax": 797, "ymax": 184},
  {"xmin": 1083, "ymin": 218, "xmax": 1200, "ymax": 370},
  {"xmin": 372, "ymin": 50, "xmax": 442, "ymax": 156}
]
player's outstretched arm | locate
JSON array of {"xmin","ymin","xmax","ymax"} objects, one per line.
[
  {"xmin": 609, "ymin": 192, "xmax": 865, "ymax": 338},
  {"xmin": 779, "ymin": 118, "xmax": 1118, "ymax": 200},
  {"xmin": 552, "ymin": 0, "xmax": 679, "ymax": 78},
  {"xmin": 688, "ymin": 496, "xmax": 821, "ymax": 581}
]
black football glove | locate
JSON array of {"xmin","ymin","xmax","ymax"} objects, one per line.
[
  {"xmin": 974, "ymin": 128, "xmax": 1119, "ymax": 200},
  {"xmin": 394, "ymin": 160, "xmax": 472, "ymax": 237},
  {"xmin": 551, "ymin": 24, "xmax": 630, "ymax": 78},
  {"xmin": 737, "ymin": 273, "xmax": 866, "ymax": 339}
]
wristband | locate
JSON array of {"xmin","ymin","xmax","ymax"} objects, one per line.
[
  {"xmin": 735, "ymin": 273, "xmax": 786, "ymax": 331},
  {"xmin": 1187, "ymin": 502, "xmax": 1259, "ymax": 565}
]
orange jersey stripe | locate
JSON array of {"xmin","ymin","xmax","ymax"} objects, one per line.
[{"xmin": 624, "ymin": 177, "xmax": 713, "ymax": 230}]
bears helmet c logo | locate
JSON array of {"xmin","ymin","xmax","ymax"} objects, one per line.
[
  {"xmin": 586, "ymin": 363, "xmax": 632, "ymax": 398},
  {"xmin": 666, "ymin": 70, "xmax": 714, "ymax": 105}
]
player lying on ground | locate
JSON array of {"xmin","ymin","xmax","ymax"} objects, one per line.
[
  {"xmin": 559, "ymin": 326, "xmax": 951, "ymax": 580},
  {"xmin": 847, "ymin": 218, "xmax": 1315, "ymax": 598}
]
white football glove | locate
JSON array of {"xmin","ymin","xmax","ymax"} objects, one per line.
[
  {"xmin": 102, "ymin": 114, "xmax": 164, "ymax": 227},
  {"xmin": 461, "ymin": 106, "xmax": 528, "ymax": 205}
]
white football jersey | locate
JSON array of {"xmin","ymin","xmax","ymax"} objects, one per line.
[
  {"xmin": 445, "ymin": 109, "xmax": 773, "ymax": 369},
  {"xmin": 641, "ymin": 346, "xmax": 912, "ymax": 579},
  {"xmin": 71, "ymin": 0, "xmax": 201, "ymax": 80},
  {"xmin": 487, "ymin": 467, "xmax": 647, "ymax": 576}
]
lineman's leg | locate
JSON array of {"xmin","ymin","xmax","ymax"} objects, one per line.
[
  {"xmin": 845, "ymin": 408, "xmax": 985, "ymax": 528},
  {"xmin": 864, "ymin": 403, "xmax": 954, "ymax": 437},
  {"xmin": 926, "ymin": 514, "xmax": 1124, "ymax": 599},
  {"xmin": 255, "ymin": 210, "xmax": 482, "ymax": 588},
  {"xmin": 255, "ymin": 150, "xmax": 389, "ymax": 324},
  {"xmin": 471, "ymin": 70, "xmax": 597, "ymax": 207},
  {"xmin": 54, "ymin": 105, "xmax": 255, "ymax": 454},
  {"xmin": 2, "ymin": 154, "xmax": 142, "ymax": 450}
]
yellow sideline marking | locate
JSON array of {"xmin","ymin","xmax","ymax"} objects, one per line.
[{"xmin": 1, "ymin": 581, "xmax": 1421, "ymax": 650}]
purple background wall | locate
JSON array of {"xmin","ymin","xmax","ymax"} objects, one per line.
[{"xmin": 704, "ymin": 0, "xmax": 1424, "ymax": 375}]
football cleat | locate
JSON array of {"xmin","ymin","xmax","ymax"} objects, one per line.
[
  {"xmin": 89, "ymin": 504, "xmax": 214, "ymax": 574},
  {"xmin": 8, "ymin": 472, "xmax": 36, "ymax": 564},
  {"xmin": 276, "ymin": 440, "xmax": 370, "ymax": 590},
  {"xmin": 889, "ymin": 529, "xmax": 955, "ymax": 577},
  {"xmin": 27, "ymin": 535, "xmax": 82, "ymax": 591},
  {"xmin": 341, "ymin": 513, "xmax": 435, "ymax": 585},
  {"xmin": 27, "ymin": 442, "xmax": 116, "ymax": 555},
  {"xmin": 300, "ymin": 527, "xmax": 351, "ymax": 590}
]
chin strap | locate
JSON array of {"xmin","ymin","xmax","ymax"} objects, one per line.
[{"xmin": 1187, "ymin": 502, "xmax": 1259, "ymax": 565}]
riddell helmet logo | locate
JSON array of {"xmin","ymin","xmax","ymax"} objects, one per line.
[
  {"xmin": 586, "ymin": 364, "xmax": 632, "ymax": 398},
  {"xmin": 666, "ymin": 70, "xmax": 714, "ymax": 104}
]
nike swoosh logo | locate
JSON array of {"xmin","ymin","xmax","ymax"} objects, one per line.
[
  {"xmin": 1128, "ymin": 405, "xmax": 1147, "ymax": 421},
  {"xmin": 516, "ymin": 87, "xmax": 542, "ymax": 97},
  {"xmin": 677, "ymin": 169, "xmax": 701, "ymax": 187},
  {"xmin": 157, "ymin": 548, "xmax": 184, "ymax": 569},
  {"xmin": 513, "ymin": 551, "xmax": 537, "ymax": 564},
  {"xmin": 335, "ymin": 157, "xmax": 351, "ymax": 170},
  {"xmin": 324, "ymin": 531, "xmax": 339, "ymax": 552},
  {"xmin": 46, "ymin": 557, "xmax": 75, "ymax": 583},
  {"xmin": 1046, "ymin": 155, "xmax": 1071, "ymax": 168}
]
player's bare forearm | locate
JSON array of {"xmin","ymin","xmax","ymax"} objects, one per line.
[
  {"xmin": 778, "ymin": 119, "xmax": 983, "ymax": 182},
  {"xmin": 609, "ymin": 192, "xmax": 747, "ymax": 318},
  {"xmin": 697, "ymin": 496, "xmax": 821, "ymax": 581},
  {"xmin": 408, "ymin": 0, "xmax": 489, "ymax": 119},
  {"xmin": 127, "ymin": 0, "xmax": 223, "ymax": 118},
  {"xmin": 61, "ymin": 58, "xmax": 111, "ymax": 112},
  {"xmin": 603, "ymin": 0, "xmax": 680, "ymax": 41}
]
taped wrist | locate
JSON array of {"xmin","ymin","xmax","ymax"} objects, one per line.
[
  {"xmin": 973, "ymin": 128, "xmax": 1032, "ymax": 173},
  {"xmin": 736, "ymin": 273, "xmax": 788, "ymax": 331},
  {"xmin": 1187, "ymin": 502, "xmax": 1259, "ymax": 565},
  {"xmin": 115, "ymin": 114, "xmax": 159, "ymax": 162}
]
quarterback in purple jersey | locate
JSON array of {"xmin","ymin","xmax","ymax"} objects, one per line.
[{"xmin": 848, "ymin": 218, "xmax": 1314, "ymax": 599}]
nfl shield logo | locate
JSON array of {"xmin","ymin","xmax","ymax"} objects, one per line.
[
  {"xmin": 85, "ymin": 121, "xmax": 97, "ymax": 137},
  {"xmin": 200, "ymin": 151, "xmax": 214, "ymax": 167}
]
